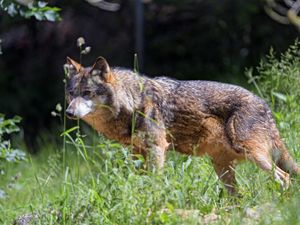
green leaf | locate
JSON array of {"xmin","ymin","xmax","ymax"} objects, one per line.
[
  {"xmin": 60, "ymin": 126, "xmax": 80, "ymax": 136},
  {"xmin": 44, "ymin": 10, "xmax": 56, "ymax": 22},
  {"xmin": 7, "ymin": 3, "xmax": 17, "ymax": 16},
  {"xmin": 0, "ymin": 0, "xmax": 61, "ymax": 21},
  {"xmin": 271, "ymin": 91, "xmax": 287, "ymax": 102},
  {"xmin": 33, "ymin": 11, "xmax": 43, "ymax": 21},
  {"xmin": 0, "ymin": 189, "xmax": 6, "ymax": 199},
  {"xmin": 37, "ymin": 1, "xmax": 47, "ymax": 8}
]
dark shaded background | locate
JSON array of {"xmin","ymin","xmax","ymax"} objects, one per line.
[{"xmin": 0, "ymin": 0, "xmax": 297, "ymax": 151}]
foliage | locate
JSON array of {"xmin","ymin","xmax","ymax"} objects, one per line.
[
  {"xmin": 247, "ymin": 40, "xmax": 300, "ymax": 150},
  {"xmin": 0, "ymin": 0, "xmax": 61, "ymax": 21},
  {"xmin": 0, "ymin": 114, "xmax": 25, "ymax": 199},
  {"xmin": 0, "ymin": 114, "xmax": 25, "ymax": 164}
]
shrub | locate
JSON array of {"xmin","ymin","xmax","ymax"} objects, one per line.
[
  {"xmin": 0, "ymin": 114, "xmax": 26, "ymax": 198},
  {"xmin": 246, "ymin": 40, "xmax": 300, "ymax": 154}
]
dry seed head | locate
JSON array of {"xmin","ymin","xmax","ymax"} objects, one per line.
[
  {"xmin": 63, "ymin": 64, "xmax": 72, "ymax": 78},
  {"xmin": 81, "ymin": 46, "xmax": 91, "ymax": 55},
  {"xmin": 51, "ymin": 111, "xmax": 57, "ymax": 117},
  {"xmin": 56, "ymin": 103, "xmax": 62, "ymax": 112},
  {"xmin": 77, "ymin": 37, "xmax": 85, "ymax": 47}
]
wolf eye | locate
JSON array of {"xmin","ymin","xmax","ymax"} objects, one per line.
[
  {"xmin": 82, "ymin": 90, "xmax": 92, "ymax": 96},
  {"xmin": 67, "ymin": 90, "xmax": 74, "ymax": 96}
]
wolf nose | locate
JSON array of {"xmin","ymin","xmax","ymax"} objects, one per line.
[{"xmin": 66, "ymin": 109, "xmax": 75, "ymax": 118}]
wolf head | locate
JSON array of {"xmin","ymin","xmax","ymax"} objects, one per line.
[{"xmin": 64, "ymin": 56, "xmax": 115, "ymax": 119}]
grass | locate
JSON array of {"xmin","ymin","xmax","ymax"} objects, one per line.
[
  {"xmin": 2, "ymin": 139, "xmax": 300, "ymax": 225},
  {"xmin": 3, "ymin": 139, "xmax": 299, "ymax": 225},
  {"xmin": 2, "ymin": 42, "xmax": 300, "ymax": 224}
]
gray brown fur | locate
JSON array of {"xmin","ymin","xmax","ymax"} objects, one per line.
[{"xmin": 65, "ymin": 56, "xmax": 299, "ymax": 194}]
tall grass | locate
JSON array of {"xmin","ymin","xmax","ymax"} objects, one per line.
[{"xmin": 1, "ymin": 42, "xmax": 300, "ymax": 224}]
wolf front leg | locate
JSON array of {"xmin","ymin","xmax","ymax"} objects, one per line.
[
  {"xmin": 132, "ymin": 144, "xmax": 167, "ymax": 171},
  {"xmin": 140, "ymin": 128, "xmax": 169, "ymax": 172},
  {"xmin": 135, "ymin": 94, "xmax": 170, "ymax": 171},
  {"xmin": 134, "ymin": 126, "xmax": 169, "ymax": 171},
  {"xmin": 148, "ymin": 145, "xmax": 167, "ymax": 171}
]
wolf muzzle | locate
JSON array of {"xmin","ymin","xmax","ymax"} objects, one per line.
[{"xmin": 66, "ymin": 97, "xmax": 94, "ymax": 119}]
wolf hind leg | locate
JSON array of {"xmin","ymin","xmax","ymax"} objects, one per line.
[
  {"xmin": 211, "ymin": 156, "xmax": 237, "ymax": 195},
  {"xmin": 249, "ymin": 150, "xmax": 291, "ymax": 188},
  {"xmin": 226, "ymin": 113, "xmax": 291, "ymax": 188},
  {"xmin": 273, "ymin": 138, "xmax": 300, "ymax": 176},
  {"xmin": 229, "ymin": 135, "xmax": 291, "ymax": 188}
]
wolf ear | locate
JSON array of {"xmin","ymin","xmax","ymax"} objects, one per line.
[
  {"xmin": 89, "ymin": 56, "xmax": 114, "ymax": 83},
  {"xmin": 66, "ymin": 57, "xmax": 82, "ymax": 73}
]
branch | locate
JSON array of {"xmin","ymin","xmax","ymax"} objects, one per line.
[
  {"xmin": 85, "ymin": 0, "xmax": 121, "ymax": 12},
  {"xmin": 265, "ymin": 0, "xmax": 300, "ymax": 29}
]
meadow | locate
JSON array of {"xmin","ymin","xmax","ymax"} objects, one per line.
[{"xmin": 1, "ymin": 43, "xmax": 300, "ymax": 224}]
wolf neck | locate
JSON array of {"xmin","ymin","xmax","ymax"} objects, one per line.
[
  {"xmin": 80, "ymin": 68, "xmax": 148, "ymax": 144},
  {"xmin": 111, "ymin": 67, "xmax": 148, "ymax": 111},
  {"xmin": 82, "ymin": 107, "xmax": 132, "ymax": 145}
]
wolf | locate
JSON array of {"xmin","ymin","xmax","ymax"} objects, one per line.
[{"xmin": 64, "ymin": 56, "xmax": 299, "ymax": 194}]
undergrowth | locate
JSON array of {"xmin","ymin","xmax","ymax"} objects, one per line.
[{"xmin": 1, "ymin": 41, "xmax": 300, "ymax": 224}]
